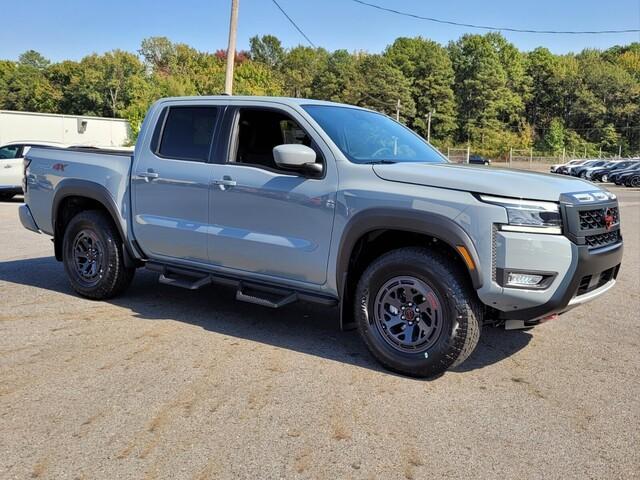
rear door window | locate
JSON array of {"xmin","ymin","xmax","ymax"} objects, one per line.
[{"xmin": 157, "ymin": 106, "xmax": 218, "ymax": 162}]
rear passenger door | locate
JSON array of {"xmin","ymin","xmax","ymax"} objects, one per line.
[{"xmin": 132, "ymin": 103, "xmax": 221, "ymax": 264}]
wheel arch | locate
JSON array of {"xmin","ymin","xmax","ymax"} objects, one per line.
[
  {"xmin": 336, "ymin": 208, "xmax": 483, "ymax": 330},
  {"xmin": 51, "ymin": 179, "xmax": 139, "ymax": 267}
]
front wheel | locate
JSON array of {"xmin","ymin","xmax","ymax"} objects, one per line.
[
  {"xmin": 354, "ymin": 247, "xmax": 482, "ymax": 378},
  {"xmin": 601, "ymin": 174, "xmax": 609, "ymax": 182},
  {"xmin": 629, "ymin": 176, "xmax": 640, "ymax": 188},
  {"xmin": 62, "ymin": 210, "xmax": 135, "ymax": 299}
]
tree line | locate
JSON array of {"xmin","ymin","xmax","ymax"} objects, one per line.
[{"xmin": 0, "ymin": 34, "xmax": 638, "ymax": 157}]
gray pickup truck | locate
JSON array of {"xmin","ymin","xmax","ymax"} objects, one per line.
[{"xmin": 20, "ymin": 96, "xmax": 623, "ymax": 377}]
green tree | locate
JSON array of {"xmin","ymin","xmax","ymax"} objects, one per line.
[
  {"xmin": 281, "ymin": 46, "xmax": 329, "ymax": 97},
  {"xmin": 18, "ymin": 50, "xmax": 50, "ymax": 69},
  {"xmin": 312, "ymin": 49, "xmax": 362, "ymax": 104},
  {"xmin": 544, "ymin": 118, "xmax": 565, "ymax": 153},
  {"xmin": 385, "ymin": 37, "xmax": 456, "ymax": 139},
  {"xmin": 355, "ymin": 54, "xmax": 415, "ymax": 122},
  {"xmin": 249, "ymin": 35, "xmax": 285, "ymax": 68}
]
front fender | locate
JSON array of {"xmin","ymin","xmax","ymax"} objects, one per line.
[{"xmin": 336, "ymin": 207, "xmax": 483, "ymax": 295}]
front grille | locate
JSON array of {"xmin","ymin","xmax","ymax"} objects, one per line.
[
  {"xmin": 585, "ymin": 230, "xmax": 620, "ymax": 248},
  {"xmin": 579, "ymin": 207, "xmax": 619, "ymax": 230}
]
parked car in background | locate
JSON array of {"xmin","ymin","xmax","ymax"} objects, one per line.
[
  {"xmin": 591, "ymin": 160, "xmax": 639, "ymax": 182},
  {"xmin": 564, "ymin": 159, "xmax": 595, "ymax": 176},
  {"xmin": 623, "ymin": 172, "xmax": 640, "ymax": 187},
  {"xmin": 555, "ymin": 159, "xmax": 588, "ymax": 175},
  {"xmin": 468, "ymin": 154, "xmax": 491, "ymax": 165},
  {"xmin": 611, "ymin": 163, "xmax": 640, "ymax": 184},
  {"xmin": 571, "ymin": 160, "xmax": 609, "ymax": 178},
  {"xmin": 550, "ymin": 159, "xmax": 582, "ymax": 173},
  {"xmin": 19, "ymin": 96, "xmax": 624, "ymax": 377},
  {"xmin": 0, "ymin": 141, "xmax": 66, "ymax": 200}
]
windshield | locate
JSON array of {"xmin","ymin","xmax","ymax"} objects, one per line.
[{"xmin": 302, "ymin": 105, "xmax": 446, "ymax": 164}]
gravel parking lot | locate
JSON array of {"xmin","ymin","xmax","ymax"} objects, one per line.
[{"xmin": 1, "ymin": 185, "xmax": 639, "ymax": 480}]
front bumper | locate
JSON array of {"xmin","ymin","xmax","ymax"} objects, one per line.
[
  {"xmin": 478, "ymin": 194, "xmax": 623, "ymax": 321},
  {"xmin": 499, "ymin": 241, "xmax": 622, "ymax": 320}
]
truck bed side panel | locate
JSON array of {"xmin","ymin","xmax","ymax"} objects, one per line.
[{"xmin": 25, "ymin": 147, "xmax": 133, "ymax": 240}]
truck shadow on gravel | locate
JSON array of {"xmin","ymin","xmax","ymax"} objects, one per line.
[{"xmin": 0, "ymin": 256, "xmax": 532, "ymax": 377}]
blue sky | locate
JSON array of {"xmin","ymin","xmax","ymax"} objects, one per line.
[{"xmin": 1, "ymin": 0, "xmax": 638, "ymax": 61}]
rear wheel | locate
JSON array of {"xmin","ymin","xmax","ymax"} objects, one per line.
[
  {"xmin": 62, "ymin": 210, "xmax": 135, "ymax": 299},
  {"xmin": 601, "ymin": 174, "xmax": 609, "ymax": 182},
  {"xmin": 354, "ymin": 247, "xmax": 482, "ymax": 378},
  {"xmin": 629, "ymin": 176, "xmax": 640, "ymax": 188}
]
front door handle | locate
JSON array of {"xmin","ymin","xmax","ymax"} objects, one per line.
[
  {"xmin": 3, "ymin": 164, "xmax": 11, "ymax": 169},
  {"xmin": 212, "ymin": 178, "xmax": 237, "ymax": 187},
  {"xmin": 138, "ymin": 171, "xmax": 159, "ymax": 182}
]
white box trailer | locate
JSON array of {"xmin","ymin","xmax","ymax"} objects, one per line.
[{"xmin": 0, "ymin": 110, "xmax": 131, "ymax": 147}]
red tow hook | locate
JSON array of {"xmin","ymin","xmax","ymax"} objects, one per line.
[{"xmin": 540, "ymin": 313, "xmax": 559, "ymax": 323}]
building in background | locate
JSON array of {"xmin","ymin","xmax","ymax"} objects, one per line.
[{"xmin": 0, "ymin": 110, "xmax": 131, "ymax": 147}]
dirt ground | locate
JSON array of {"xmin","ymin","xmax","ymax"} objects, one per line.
[{"xmin": 1, "ymin": 185, "xmax": 639, "ymax": 480}]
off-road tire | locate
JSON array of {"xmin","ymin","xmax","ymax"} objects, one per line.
[
  {"xmin": 62, "ymin": 210, "xmax": 135, "ymax": 299},
  {"xmin": 354, "ymin": 247, "xmax": 482, "ymax": 378}
]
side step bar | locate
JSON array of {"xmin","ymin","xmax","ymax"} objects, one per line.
[
  {"xmin": 236, "ymin": 282, "xmax": 297, "ymax": 308},
  {"xmin": 159, "ymin": 273, "xmax": 212, "ymax": 290},
  {"xmin": 145, "ymin": 262, "xmax": 337, "ymax": 309}
]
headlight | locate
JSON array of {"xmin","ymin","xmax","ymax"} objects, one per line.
[{"xmin": 479, "ymin": 194, "xmax": 562, "ymax": 234}]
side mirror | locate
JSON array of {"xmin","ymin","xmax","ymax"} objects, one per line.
[{"xmin": 273, "ymin": 144, "xmax": 322, "ymax": 176}]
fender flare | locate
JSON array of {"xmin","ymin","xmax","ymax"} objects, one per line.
[
  {"xmin": 336, "ymin": 208, "xmax": 483, "ymax": 330},
  {"xmin": 51, "ymin": 179, "xmax": 138, "ymax": 267}
]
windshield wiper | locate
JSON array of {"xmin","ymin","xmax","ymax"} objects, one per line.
[{"xmin": 364, "ymin": 160, "xmax": 396, "ymax": 165}]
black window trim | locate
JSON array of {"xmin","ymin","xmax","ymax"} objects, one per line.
[
  {"xmin": 153, "ymin": 105, "xmax": 221, "ymax": 163},
  {"xmin": 224, "ymin": 105, "xmax": 327, "ymax": 179}
]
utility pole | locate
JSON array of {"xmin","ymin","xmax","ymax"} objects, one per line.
[
  {"xmin": 224, "ymin": 0, "xmax": 239, "ymax": 95},
  {"xmin": 426, "ymin": 110, "xmax": 434, "ymax": 143},
  {"xmin": 395, "ymin": 99, "xmax": 400, "ymax": 122}
]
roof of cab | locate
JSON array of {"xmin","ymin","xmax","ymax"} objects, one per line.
[{"xmin": 157, "ymin": 95, "xmax": 371, "ymax": 111}]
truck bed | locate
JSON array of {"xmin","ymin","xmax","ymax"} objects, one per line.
[{"xmin": 24, "ymin": 146, "xmax": 134, "ymax": 237}]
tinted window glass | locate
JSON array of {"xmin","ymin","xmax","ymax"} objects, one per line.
[
  {"xmin": 303, "ymin": 105, "xmax": 446, "ymax": 164},
  {"xmin": 234, "ymin": 109, "xmax": 316, "ymax": 170},
  {"xmin": 158, "ymin": 106, "xmax": 218, "ymax": 161},
  {"xmin": 0, "ymin": 145, "xmax": 21, "ymax": 159}
]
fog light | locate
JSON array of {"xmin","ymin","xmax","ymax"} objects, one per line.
[{"xmin": 506, "ymin": 272, "xmax": 544, "ymax": 287}]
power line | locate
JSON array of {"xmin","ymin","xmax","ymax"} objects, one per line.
[
  {"xmin": 351, "ymin": 0, "xmax": 640, "ymax": 35},
  {"xmin": 271, "ymin": 0, "xmax": 316, "ymax": 47}
]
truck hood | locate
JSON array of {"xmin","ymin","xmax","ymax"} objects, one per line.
[{"xmin": 372, "ymin": 163, "xmax": 600, "ymax": 201}]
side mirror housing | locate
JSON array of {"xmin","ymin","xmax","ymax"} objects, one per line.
[{"xmin": 273, "ymin": 144, "xmax": 322, "ymax": 176}]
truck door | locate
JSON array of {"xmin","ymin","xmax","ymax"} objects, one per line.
[
  {"xmin": 131, "ymin": 104, "xmax": 221, "ymax": 263},
  {"xmin": 207, "ymin": 105, "xmax": 337, "ymax": 286}
]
